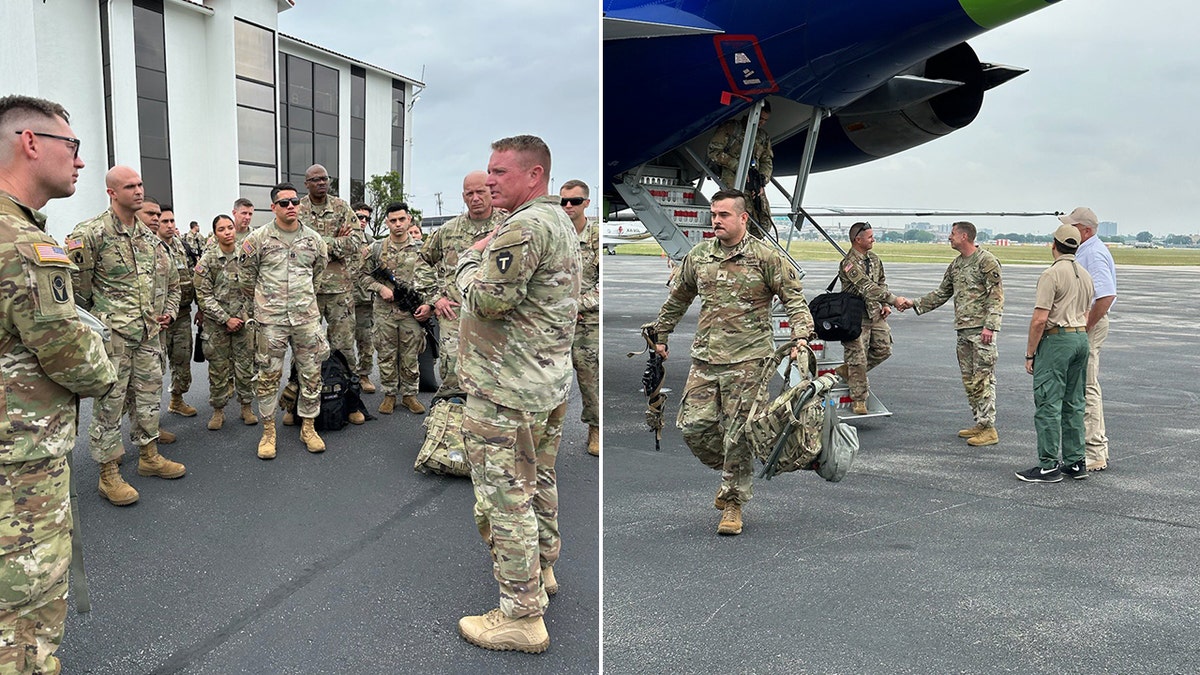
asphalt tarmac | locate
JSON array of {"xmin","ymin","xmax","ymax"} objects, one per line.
[
  {"xmin": 58, "ymin": 352, "xmax": 599, "ymax": 673},
  {"xmin": 602, "ymin": 253, "xmax": 1200, "ymax": 674}
]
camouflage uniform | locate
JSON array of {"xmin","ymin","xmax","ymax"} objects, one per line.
[
  {"xmin": 573, "ymin": 221, "xmax": 600, "ymax": 427},
  {"xmin": 352, "ymin": 254, "xmax": 375, "ymax": 381},
  {"xmin": 456, "ymin": 195, "xmax": 579, "ymax": 619},
  {"xmin": 837, "ymin": 247, "xmax": 895, "ymax": 402},
  {"xmin": 193, "ymin": 244, "xmax": 254, "ymax": 410},
  {"xmin": 707, "ymin": 117, "xmax": 774, "ymax": 233},
  {"xmin": 362, "ymin": 238, "xmax": 425, "ymax": 398},
  {"xmin": 239, "ymin": 223, "xmax": 330, "ymax": 420},
  {"xmin": 913, "ymin": 248, "xmax": 1004, "ymax": 428},
  {"xmin": 68, "ymin": 209, "xmax": 179, "ymax": 464},
  {"xmin": 298, "ymin": 195, "xmax": 363, "ymax": 360},
  {"xmin": 181, "ymin": 231, "xmax": 205, "ymax": 266},
  {"xmin": 161, "ymin": 238, "xmax": 194, "ymax": 396},
  {"xmin": 417, "ymin": 209, "xmax": 507, "ymax": 399},
  {"xmin": 0, "ymin": 193, "xmax": 117, "ymax": 675},
  {"xmin": 652, "ymin": 236, "xmax": 812, "ymax": 506}
]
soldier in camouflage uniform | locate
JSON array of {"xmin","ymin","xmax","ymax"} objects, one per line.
[
  {"xmin": 361, "ymin": 203, "xmax": 430, "ymax": 416},
  {"xmin": 194, "ymin": 214, "xmax": 257, "ymax": 430},
  {"xmin": 651, "ymin": 189, "xmax": 813, "ymax": 537},
  {"xmin": 155, "ymin": 205, "xmax": 198, "ymax": 418},
  {"xmin": 456, "ymin": 136, "xmax": 579, "ymax": 654},
  {"xmin": 416, "ymin": 170, "xmax": 507, "ymax": 401},
  {"xmin": 298, "ymin": 164, "xmax": 363, "ymax": 362},
  {"xmin": 836, "ymin": 222, "xmax": 909, "ymax": 414},
  {"xmin": 706, "ymin": 102, "xmax": 774, "ymax": 235},
  {"xmin": 903, "ymin": 221, "xmax": 1005, "ymax": 446},
  {"xmin": 231, "ymin": 198, "xmax": 255, "ymax": 244},
  {"xmin": 182, "ymin": 220, "xmax": 204, "ymax": 263},
  {"xmin": 351, "ymin": 203, "xmax": 377, "ymax": 394},
  {"xmin": 0, "ymin": 95, "xmax": 119, "ymax": 675},
  {"xmin": 559, "ymin": 180, "xmax": 600, "ymax": 456},
  {"xmin": 69, "ymin": 167, "xmax": 185, "ymax": 507},
  {"xmin": 240, "ymin": 183, "xmax": 330, "ymax": 459}
]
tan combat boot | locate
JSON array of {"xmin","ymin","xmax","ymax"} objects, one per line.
[
  {"xmin": 158, "ymin": 428, "xmax": 176, "ymax": 444},
  {"xmin": 717, "ymin": 502, "xmax": 743, "ymax": 536},
  {"xmin": 852, "ymin": 399, "xmax": 869, "ymax": 415},
  {"xmin": 714, "ymin": 491, "xmax": 727, "ymax": 511},
  {"xmin": 300, "ymin": 417, "xmax": 325, "ymax": 453},
  {"xmin": 258, "ymin": 418, "xmax": 277, "ymax": 459},
  {"xmin": 98, "ymin": 460, "xmax": 139, "ymax": 506},
  {"xmin": 587, "ymin": 426, "xmax": 599, "ymax": 456},
  {"xmin": 360, "ymin": 377, "xmax": 376, "ymax": 394},
  {"xmin": 458, "ymin": 609, "xmax": 549, "ymax": 653},
  {"xmin": 282, "ymin": 411, "xmax": 296, "ymax": 426},
  {"xmin": 402, "ymin": 395, "xmax": 426, "ymax": 414},
  {"xmin": 137, "ymin": 442, "xmax": 186, "ymax": 479},
  {"xmin": 207, "ymin": 409, "xmax": 224, "ymax": 430},
  {"xmin": 542, "ymin": 566, "xmax": 558, "ymax": 596},
  {"xmin": 348, "ymin": 410, "xmax": 366, "ymax": 425},
  {"xmin": 958, "ymin": 423, "xmax": 989, "ymax": 438},
  {"xmin": 241, "ymin": 403, "xmax": 259, "ymax": 426},
  {"xmin": 966, "ymin": 427, "xmax": 999, "ymax": 447},
  {"xmin": 378, "ymin": 394, "xmax": 396, "ymax": 415},
  {"xmin": 168, "ymin": 393, "xmax": 198, "ymax": 417}
]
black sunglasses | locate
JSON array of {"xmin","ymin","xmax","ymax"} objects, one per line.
[
  {"xmin": 561, "ymin": 197, "xmax": 586, "ymax": 206},
  {"xmin": 274, "ymin": 197, "xmax": 301, "ymax": 207},
  {"xmin": 356, "ymin": 214, "xmax": 370, "ymax": 221},
  {"xmin": 17, "ymin": 131, "xmax": 81, "ymax": 159}
]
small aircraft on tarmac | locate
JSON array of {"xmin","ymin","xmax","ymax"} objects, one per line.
[{"xmin": 601, "ymin": 221, "xmax": 653, "ymax": 254}]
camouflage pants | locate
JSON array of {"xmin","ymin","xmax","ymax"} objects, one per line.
[
  {"xmin": 162, "ymin": 306, "xmax": 193, "ymax": 395},
  {"xmin": 0, "ymin": 457, "xmax": 71, "ymax": 675},
  {"xmin": 254, "ymin": 321, "xmax": 329, "ymax": 420},
  {"xmin": 89, "ymin": 331, "xmax": 163, "ymax": 463},
  {"xmin": 374, "ymin": 311, "xmax": 424, "ymax": 397},
  {"xmin": 354, "ymin": 302, "xmax": 375, "ymax": 379},
  {"xmin": 572, "ymin": 319, "xmax": 599, "ymax": 426},
  {"xmin": 841, "ymin": 316, "xmax": 892, "ymax": 401},
  {"xmin": 436, "ymin": 314, "xmax": 464, "ymax": 399},
  {"xmin": 956, "ymin": 328, "xmax": 997, "ymax": 427},
  {"xmin": 317, "ymin": 292, "xmax": 355, "ymax": 357},
  {"xmin": 463, "ymin": 396, "xmax": 566, "ymax": 619},
  {"xmin": 677, "ymin": 358, "xmax": 767, "ymax": 506},
  {"xmin": 202, "ymin": 318, "xmax": 255, "ymax": 409}
]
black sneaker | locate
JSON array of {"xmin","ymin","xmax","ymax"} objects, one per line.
[
  {"xmin": 1015, "ymin": 465, "xmax": 1063, "ymax": 483},
  {"xmin": 1060, "ymin": 460, "xmax": 1088, "ymax": 480}
]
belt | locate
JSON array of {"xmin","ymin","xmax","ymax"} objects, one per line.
[{"xmin": 1044, "ymin": 326, "xmax": 1085, "ymax": 335}]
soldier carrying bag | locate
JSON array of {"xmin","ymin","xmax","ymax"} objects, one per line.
[
  {"xmin": 809, "ymin": 275, "xmax": 865, "ymax": 341},
  {"xmin": 414, "ymin": 399, "xmax": 470, "ymax": 477}
]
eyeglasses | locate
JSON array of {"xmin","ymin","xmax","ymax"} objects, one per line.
[
  {"xmin": 561, "ymin": 197, "xmax": 586, "ymax": 207},
  {"xmin": 16, "ymin": 131, "xmax": 81, "ymax": 159},
  {"xmin": 274, "ymin": 197, "xmax": 301, "ymax": 207},
  {"xmin": 356, "ymin": 214, "xmax": 370, "ymax": 221},
  {"xmin": 305, "ymin": 176, "xmax": 329, "ymax": 184}
]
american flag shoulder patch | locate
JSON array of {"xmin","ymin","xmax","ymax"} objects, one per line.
[
  {"xmin": 64, "ymin": 237, "xmax": 83, "ymax": 251},
  {"xmin": 241, "ymin": 240, "xmax": 256, "ymax": 255},
  {"xmin": 33, "ymin": 243, "xmax": 71, "ymax": 264}
]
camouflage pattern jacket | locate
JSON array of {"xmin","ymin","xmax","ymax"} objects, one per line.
[
  {"xmin": 456, "ymin": 196, "xmax": 580, "ymax": 412},
  {"xmin": 361, "ymin": 236, "xmax": 426, "ymax": 319},
  {"xmin": 417, "ymin": 209, "xmax": 507, "ymax": 307},
  {"xmin": 654, "ymin": 235, "xmax": 813, "ymax": 365},
  {"xmin": 238, "ymin": 223, "xmax": 329, "ymax": 327},
  {"xmin": 838, "ymin": 248, "xmax": 896, "ymax": 321},
  {"xmin": 165, "ymin": 237, "xmax": 195, "ymax": 309},
  {"xmin": 706, "ymin": 116, "xmax": 774, "ymax": 185},
  {"xmin": 0, "ymin": 193, "xmax": 117, "ymax": 465},
  {"xmin": 67, "ymin": 208, "xmax": 180, "ymax": 342},
  {"xmin": 577, "ymin": 221, "xmax": 600, "ymax": 325},
  {"xmin": 913, "ymin": 248, "xmax": 1004, "ymax": 331},
  {"xmin": 298, "ymin": 194, "xmax": 364, "ymax": 296},
  {"xmin": 194, "ymin": 244, "xmax": 248, "ymax": 325}
]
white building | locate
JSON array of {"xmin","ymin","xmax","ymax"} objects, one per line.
[{"xmin": 1, "ymin": 0, "xmax": 422, "ymax": 239}]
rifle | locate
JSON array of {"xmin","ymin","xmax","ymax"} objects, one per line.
[
  {"xmin": 627, "ymin": 326, "xmax": 667, "ymax": 451},
  {"xmin": 368, "ymin": 266, "xmax": 426, "ymax": 316}
]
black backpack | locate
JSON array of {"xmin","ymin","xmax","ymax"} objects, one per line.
[
  {"xmin": 285, "ymin": 350, "xmax": 368, "ymax": 431},
  {"xmin": 808, "ymin": 276, "xmax": 866, "ymax": 342}
]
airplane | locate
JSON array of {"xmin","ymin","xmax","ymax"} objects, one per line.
[
  {"xmin": 603, "ymin": 0, "xmax": 1064, "ymax": 258},
  {"xmin": 601, "ymin": 221, "xmax": 653, "ymax": 254}
]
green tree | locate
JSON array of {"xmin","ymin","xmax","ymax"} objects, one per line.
[
  {"xmin": 1136, "ymin": 230, "xmax": 1153, "ymax": 243},
  {"xmin": 362, "ymin": 171, "xmax": 423, "ymax": 240},
  {"xmin": 904, "ymin": 229, "xmax": 935, "ymax": 243}
]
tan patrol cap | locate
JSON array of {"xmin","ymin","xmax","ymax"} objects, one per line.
[
  {"xmin": 1053, "ymin": 224, "xmax": 1081, "ymax": 247},
  {"xmin": 1058, "ymin": 206, "xmax": 1098, "ymax": 230}
]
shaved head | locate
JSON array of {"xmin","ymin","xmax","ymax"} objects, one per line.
[
  {"xmin": 105, "ymin": 165, "xmax": 145, "ymax": 220},
  {"xmin": 462, "ymin": 169, "xmax": 493, "ymax": 219}
]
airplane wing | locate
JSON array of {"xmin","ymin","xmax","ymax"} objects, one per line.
[{"xmin": 603, "ymin": 7, "xmax": 723, "ymax": 41}]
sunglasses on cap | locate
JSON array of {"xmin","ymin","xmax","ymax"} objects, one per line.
[{"xmin": 561, "ymin": 197, "xmax": 586, "ymax": 207}]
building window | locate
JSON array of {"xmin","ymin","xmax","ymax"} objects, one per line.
[
  {"xmin": 133, "ymin": 0, "xmax": 172, "ymax": 204},
  {"xmin": 390, "ymin": 79, "xmax": 405, "ymax": 181},
  {"xmin": 234, "ymin": 19, "xmax": 277, "ymax": 213},
  {"xmin": 350, "ymin": 66, "xmax": 365, "ymax": 203},
  {"xmin": 280, "ymin": 54, "xmax": 340, "ymax": 192}
]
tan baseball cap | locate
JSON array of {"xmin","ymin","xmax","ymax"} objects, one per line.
[
  {"xmin": 1058, "ymin": 206, "xmax": 1098, "ymax": 230},
  {"xmin": 1053, "ymin": 224, "xmax": 1081, "ymax": 247}
]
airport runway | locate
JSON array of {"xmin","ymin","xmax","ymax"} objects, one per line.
[
  {"xmin": 602, "ymin": 254, "xmax": 1200, "ymax": 674},
  {"xmin": 58, "ymin": 356, "xmax": 599, "ymax": 673}
]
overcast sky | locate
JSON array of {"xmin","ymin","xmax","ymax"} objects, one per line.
[
  {"xmin": 798, "ymin": 0, "xmax": 1200, "ymax": 236},
  {"xmin": 279, "ymin": 0, "xmax": 599, "ymax": 220}
]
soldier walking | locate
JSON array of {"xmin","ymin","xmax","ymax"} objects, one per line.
[
  {"xmin": 706, "ymin": 101, "xmax": 774, "ymax": 235},
  {"xmin": 239, "ymin": 183, "xmax": 330, "ymax": 459},
  {"xmin": 68, "ymin": 167, "xmax": 185, "ymax": 506}
]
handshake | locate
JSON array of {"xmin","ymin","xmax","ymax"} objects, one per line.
[{"xmin": 891, "ymin": 296, "xmax": 914, "ymax": 312}]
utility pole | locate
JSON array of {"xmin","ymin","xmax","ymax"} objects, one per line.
[{"xmin": 434, "ymin": 192, "xmax": 443, "ymax": 215}]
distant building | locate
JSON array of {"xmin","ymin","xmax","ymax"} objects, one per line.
[
  {"xmin": 1, "ymin": 0, "xmax": 423, "ymax": 239},
  {"xmin": 1098, "ymin": 221, "xmax": 1118, "ymax": 237}
]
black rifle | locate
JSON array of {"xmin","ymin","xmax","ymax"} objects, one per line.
[{"xmin": 368, "ymin": 266, "xmax": 426, "ymax": 316}]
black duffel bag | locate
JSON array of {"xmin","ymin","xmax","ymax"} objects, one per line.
[{"xmin": 809, "ymin": 276, "xmax": 865, "ymax": 341}]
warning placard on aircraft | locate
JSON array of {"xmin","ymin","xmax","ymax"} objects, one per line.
[{"xmin": 713, "ymin": 35, "xmax": 778, "ymax": 96}]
